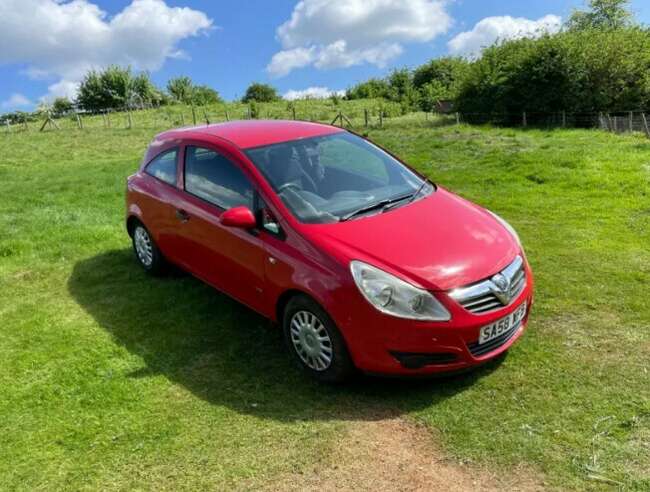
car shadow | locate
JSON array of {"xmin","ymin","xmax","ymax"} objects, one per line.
[{"xmin": 67, "ymin": 249, "xmax": 505, "ymax": 423}]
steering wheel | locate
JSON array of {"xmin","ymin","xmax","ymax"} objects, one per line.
[{"xmin": 278, "ymin": 181, "xmax": 302, "ymax": 193}]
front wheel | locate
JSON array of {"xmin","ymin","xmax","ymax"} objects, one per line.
[
  {"xmin": 282, "ymin": 295, "xmax": 355, "ymax": 383},
  {"xmin": 131, "ymin": 222, "xmax": 167, "ymax": 275}
]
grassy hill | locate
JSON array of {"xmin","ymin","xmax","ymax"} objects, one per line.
[{"xmin": 1, "ymin": 110, "xmax": 649, "ymax": 490}]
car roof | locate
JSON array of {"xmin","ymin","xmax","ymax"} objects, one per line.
[{"xmin": 156, "ymin": 119, "xmax": 344, "ymax": 149}]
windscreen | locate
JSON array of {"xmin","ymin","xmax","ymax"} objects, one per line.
[{"xmin": 245, "ymin": 132, "xmax": 433, "ymax": 224}]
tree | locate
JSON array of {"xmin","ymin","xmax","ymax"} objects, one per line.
[
  {"xmin": 167, "ymin": 76, "xmax": 193, "ymax": 103},
  {"xmin": 77, "ymin": 66, "xmax": 160, "ymax": 112},
  {"xmin": 52, "ymin": 97, "xmax": 74, "ymax": 116},
  {"xmin": 167, "ymin": 77, "xmax": 222, "ymax": 105},
  {"xmin": 242, "ymin": 83, "xmax": 280, "ymax": 102},
  {"xmin": 191, "ymin": 85, "xmax": 222, "ymax": 105},
  {"xmin": 567, "ymin": 0, "xmax": 634, "ymax": 31},
  {"xmin": 346, "ymin": 78, "xmax": 390, "ymax": 99}
]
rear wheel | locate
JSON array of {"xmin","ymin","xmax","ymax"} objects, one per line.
[
  {"xmin": 282, "ymin": 295, "xmax": 354, "ymax": 383},
  {"xmin": 131, "ymin": 222, "xmax": 167, "ymax": 275}
]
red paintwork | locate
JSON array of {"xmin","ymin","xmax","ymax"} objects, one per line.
[
  {"xmin": 126, "ymin": 120, "xmax": 534, "ymax": 376},
  {"xmin": 220, "ymin": 206, "xmax": 257, "ymax": 229}
]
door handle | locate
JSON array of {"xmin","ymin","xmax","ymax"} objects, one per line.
[{"xmin": 175, "ymin": 209, "xmax": 190, "ymax": 222}]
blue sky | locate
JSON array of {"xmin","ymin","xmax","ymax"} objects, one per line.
[{"xmin": 1, "ymin": 0, "xmax": 649, "ymax": 110}]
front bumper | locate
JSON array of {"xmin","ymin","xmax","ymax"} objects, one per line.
[{"xmin": 334, "ymin": 263, "xmax": 534, "ymax": 376}]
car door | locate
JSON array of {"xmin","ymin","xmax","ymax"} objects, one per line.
[
  {"xmin": 136, "ymin": 147, "xmax": 185, "ymax": 260},
  {"xmin": 171, "ymin": 144, "xmax": 269, "ymax": 315}
]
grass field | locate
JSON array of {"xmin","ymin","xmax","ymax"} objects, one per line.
[{"xmin": 1, "ymin": 112, "xmax": 649, "ymax": 490}]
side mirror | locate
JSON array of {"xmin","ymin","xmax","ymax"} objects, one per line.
[{"xmin": 220, "ymin": 206, "xmax": 257, "ymax": 230}]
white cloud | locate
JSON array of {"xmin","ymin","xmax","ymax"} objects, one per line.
[
  {"xmin": 0, "ymin": 0, "xmax": 213, "ymax": 100},
  {"xmin": 1, "ymin": 93, "xmax": 33, "ymax": 109},
  {"xmin": 448, "ymin": 14, "xmax": 562, "ymax": 57},
  {"xmin": 283, "ymin": 86, "xmax": 345, "ymax": 100},
  {"xmin": 267, "ymin": 0, "xmax": 451, "ymax": 77}
]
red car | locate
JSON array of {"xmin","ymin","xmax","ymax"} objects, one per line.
[{"xmin": 126, "ymin": 120, "xmax": 533, "ymax": 382}]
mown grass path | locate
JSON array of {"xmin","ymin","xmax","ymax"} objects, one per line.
[{"xmin": 1, "ymin": 117, "xmax": 649, "ymax": 490}]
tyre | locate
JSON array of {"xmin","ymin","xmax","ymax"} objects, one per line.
[
  {"xmin": 131, "ymin": 222, "xmax": 167, "ymax": 275},
  {"xmin": 282, "ymin": 295, "xmax": 355, "ymax": 383}
]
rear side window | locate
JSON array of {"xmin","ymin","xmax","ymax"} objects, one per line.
[
  {"xmin": 145, "ymin": 149, "xmax": 177, "ymax": 186},
  {"xmin": 184, "ymin": 146, "xmax": 254, "ymax": 209}
]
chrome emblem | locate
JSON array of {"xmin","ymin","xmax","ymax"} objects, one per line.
[{"xmin": 490, "ymin": 273, "xmax": 511, "ymax": 304}]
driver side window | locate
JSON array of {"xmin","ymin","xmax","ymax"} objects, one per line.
[
  {"xmin": 318, "ymin": 138, "xmax": 389, "ymax": 185},
  {"xmin": 184, "ymin": 146, "xmax": 254, "ymax": 210}
]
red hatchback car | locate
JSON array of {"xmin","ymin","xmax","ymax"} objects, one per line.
[{"xmin": 126, "ymin": 120, "xmax": 533, "ymax": 382}]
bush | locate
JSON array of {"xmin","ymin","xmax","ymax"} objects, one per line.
[
  {"xmin": 77, "ymin": 66, "xmax": 159, "ymax": 112},
  {"xmin": 455, "ymin": 28, "xmax": 650, "ymax": 115},
  {"xmin": 242, "ymin": 83, "xmax": 280, "ymax": 103}
]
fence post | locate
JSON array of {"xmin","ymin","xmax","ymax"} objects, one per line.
[
  {"xmin": 204, "ymin": 109, "xmax": 210, "ymax": 125},
  {"xmin": 76, "ymin": 113, "xmax": 83, "ymax": 130},
  {"xmin": 642, "ymin": 113, "xmax": 650, "ymax": 138},
  {"xmin": 522, "ymin": 111, "xmax": 527, "ymax": 128},
  {"xmin": 180, "ymin": 112, "xmax": 185, "ymax": 126},
  {"xmin": 225, "ymin": 110, "xmax": 230, "ymax": 121},
  {"xmin": 126, "ymin": 109, "xmax": 133, "ymax": 129},
  {"xmin": 364, "ymin": 109, "xmax": 369, "ymax": 127},
  {"xmin": 629, "ymin": 111, "xmax": 634, "ymax": 132},
  {"xmin": 191, "ymin": 105, "xmax": 197, "ymax": 125},
  {"xmin": 379, "ymin": 110, "xmax": 383, "ymax": 128},
  {"xmin": 455, "ymin": 112, "xmax": 460, "ymax": 125},
  {"xmin": 292, "ymin": 106, "xmax": 296, "ymax": 120}
]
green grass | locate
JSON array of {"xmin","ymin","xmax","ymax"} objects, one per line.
[{"xmin": 1, "ymin": 112, "xmax": 649, "ymax": 490}]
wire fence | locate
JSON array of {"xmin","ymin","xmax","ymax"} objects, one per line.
[{"xmin": 3, "ymin": 104, "xmax": 650, "ymax": 138}]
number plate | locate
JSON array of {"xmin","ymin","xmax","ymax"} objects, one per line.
[{"xmin": 478, "ymin": 302, "xmax": 527, "ymax": 345}]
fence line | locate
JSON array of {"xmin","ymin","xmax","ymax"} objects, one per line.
[{"xmin": 2, "ymin": 105, "xmax": 650, "ymax": 138}]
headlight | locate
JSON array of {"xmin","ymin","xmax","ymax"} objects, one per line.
[
  {"xmin": 488, "ymin": 210, "xmax": 522, "ymax": 247},
  {"xmin": 350, "ymin": 261, "xmax": 451, "ymax": 321}
]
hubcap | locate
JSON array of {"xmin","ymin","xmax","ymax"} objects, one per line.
[
  {"xmin": 134, "ymin": 226, "xmax": 153, "ymax": 267},
  {"xmin": 289, "ymin": 310, "xmax": 333, "ymax": 371}
]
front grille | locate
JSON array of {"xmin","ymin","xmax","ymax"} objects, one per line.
[
  {"xmin": 449, "ymin": 256, "xmax": 526, "ymax": 314},
  {"xmin": 467, "ymin": 321, "xmax": 520, "ymax": 357}
]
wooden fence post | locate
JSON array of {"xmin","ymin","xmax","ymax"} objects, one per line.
[
  {"xmin": 455, "ymin": 112, "xmax": 460, "ymax": 125},
  {"xmin": 191, "ymin": 105, "xmax": 197, "ymax": 125},
  {"xmin": 180, "ymin": 112, "xmax": 185, "ymax": 126},
  {"xmin": 225, "ymin": 110, "xmax": 230, "ymax": 121},
  {"xmin": 607, "ymin": 113, "xmax": 613, "ymax": 132},
  {"xmin": 126, "ymin": 110, "xmax": 133, "ymax": 129},
  {"xmin": 629, "ymin": 111, "xmax": 634, "ymax": 132},
  {"xmin": 364, "ymin": 109, "xmax": 369, "ymax": 127},
  {"xmin": 641, "ymin": 113, "xmax": 650, "ymax": 138},
  {"xmin": 76, "ymin": 113, "xmax": 83, "ymax": 130},
  {"xmin": 204, "ymin": 109, "xmax": 210, "ymax": 125},
  {"xmin": 522, "ymin": 111, "xmax": 527, "ymax": 127},
  {"xmin": 292, "ymin": 106, "xmax": 297, "ymax": 120}
]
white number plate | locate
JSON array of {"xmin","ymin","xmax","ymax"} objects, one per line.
[{"xmin": 478, "ymin": 302, "xmax": 527, "ymax": 345}]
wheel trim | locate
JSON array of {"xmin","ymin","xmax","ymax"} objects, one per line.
[
  {"xmin": 134, "ymin": 226, "xmax": 153, "ymax": 267},
  {"xmin": 289, "ymin": 310, "xmax": 333, "ymax": 371}
]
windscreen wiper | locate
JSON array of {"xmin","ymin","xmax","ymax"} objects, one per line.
[
  {"xmin": 406, "ymin": 178, "xmax": 430, "ymax": 204},
  {"xmin": 340, "ymin": 193, "xmax": 412, "ymax": 221}
]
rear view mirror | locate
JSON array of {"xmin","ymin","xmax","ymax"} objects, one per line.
[{"xmin": 220, "ymin": 206, "xmax": 256, "ymax": 229}]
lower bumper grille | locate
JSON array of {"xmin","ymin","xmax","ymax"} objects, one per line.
[
  {"xmin": 390, "ymin": 351, "xmax": 458, "ymax": 369},
  {"xmin": 467, "ymin": 323, "xmax": 520, "ymax": 357}
]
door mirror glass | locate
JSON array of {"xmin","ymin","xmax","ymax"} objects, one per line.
[{"xmin": 220, "ymin": 206, "xmax": 256, "ymax": 229}]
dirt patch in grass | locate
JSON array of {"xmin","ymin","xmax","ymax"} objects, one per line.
[{"xmin": 261, "ymin": 417, "xmax": 544, "ymax": 491}]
